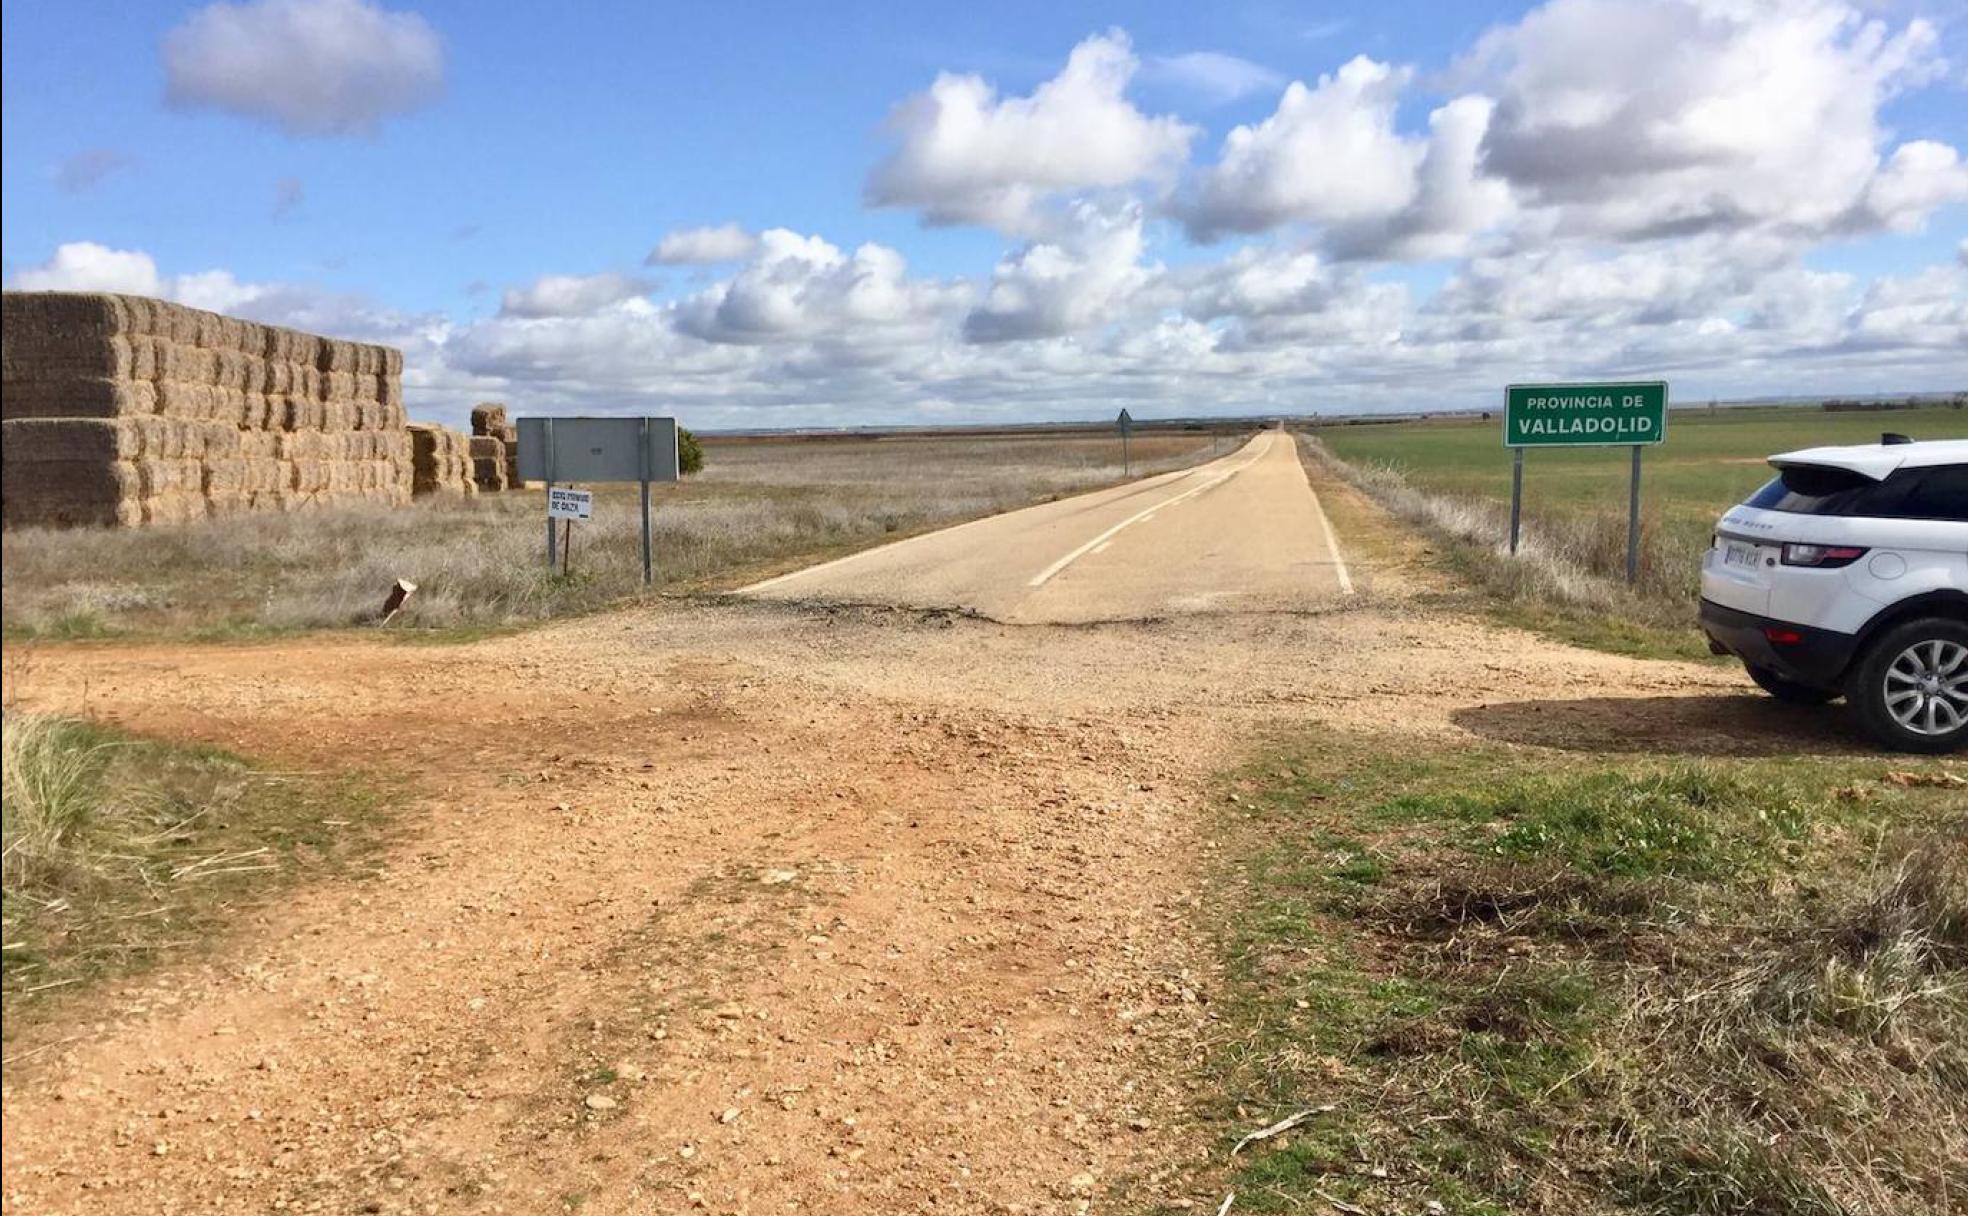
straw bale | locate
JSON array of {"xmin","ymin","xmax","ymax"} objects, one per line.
[
  {"xmin": 472, "ymin": 456, "xmax": 508, "ymax": 491},
  {"xmin": 379, "ymin": 379, "xmax": 404, "ymax": 410},
  {"xmin": 323, "ymin": 371, "xmax": 357, "ymax": 401},
  {"xmin": 469, "ymin": 435, "xmax": 507, "ymax": 460},
  {"xmin": 316, "ymin": 339, "xmax": 357, "ymax": 374},
  {"xmin": 2, "ymin": 457, "xmax": 143, "ymax": 501},
  {"xmin": 1, "ymin": 336, "xmax": 143, "ymax": 383},
  {"xmin": 1, "ymin": 292, "xmax": 136, "ymax": 344},
  {"xmin": 140, "ymin": 492, "xmax": 210, "ymax": 526},
  {"xmin": 470, "ymin": 403, "xmax": 509, "ymax": 435},
  {"xmin": 2, "ymin": 378, "xmax": 158, "ymax": 420},
  {"xmin": 138, "ymin": 457, "xmax": 208, "ymax": 496},
  {"xmin": 0, "ymin": 418, "xmax": 145, "ymax": 463}
]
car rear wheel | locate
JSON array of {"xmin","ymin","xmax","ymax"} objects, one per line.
[
  {"xmin": 1745, "ymin": 664, "xmax": 1838, "ymax": 705},
  {"xmin": 1847, "ymin": 618, "xmax": 1968, "ymax": 754}
]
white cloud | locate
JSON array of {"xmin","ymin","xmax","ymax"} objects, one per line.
[
  {"xmin": 10, "ymin": 242, "xmax": 164, "ymax": 296},
  {"xmin": 1180, "ymin": 56, "xmax": 1424, "ymax": 242},
  {"xmin": 163, "ymin": 0, "xmax": 444, "ymax": 137},
  {"xmin": 647, "ymin": 223, "xmax": 760, "ymax": 265},
  {"xmin": 1146, "ymin": 52, "xmax": 1284, "ymax": 105},
  {"xmin": 673, "ymin": 229, "xmax": 965, "ymax": 344},
  {"xmin": 1462, "ymin": 0, "xmax": 1953, "ymax": 240},
  {"xmin": 1327, "ymin": 95, "xmax": 1515, "ymax": 261},
  {"xmin": 499, "ymin": 272, "xmax": 650, "ymax": 319},
  {"xmin": 1859, "ymin": 141, "xmax": 1968, "ymax": 234},
  {"xmin": 964, "ymin": 203, "xmax": 1157, "ymax": 342},
  {"xmin": 866, "ymin": 31, "xmax": 1198, "ymax": 233}
]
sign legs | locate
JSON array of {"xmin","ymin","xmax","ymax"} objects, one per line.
[
  {"xmin": 1626, "ymin": 444, "xmax": 1642, "ymax": 585},
  {"xmin": 1509, "ymin": 447, "xmax": 1524, "ymax": 556}
]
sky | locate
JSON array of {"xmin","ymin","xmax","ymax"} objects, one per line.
[{"xmin": 3, "ymin": 0, "xmax": 1965, "ymax": 431}]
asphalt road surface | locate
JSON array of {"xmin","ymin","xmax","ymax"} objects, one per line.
[{"xmin": 740, "ymin": 431, "xmax": 1353, "ymax": 623}]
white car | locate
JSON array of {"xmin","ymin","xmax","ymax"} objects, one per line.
[{"xmin": 1699, "ymin": 434, "xmax": 1968, "ymax": 753}]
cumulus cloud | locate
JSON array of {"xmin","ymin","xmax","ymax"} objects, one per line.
[
  {"xmin": 163, "ymin": 0, "xmax": 444, "ymax": 136},
  {"xmin": 964, "ymin": 203, "xmax": 1157, "ymax": 342},
  {"xmin": 1858, "ymin": 141, "xmax": 1968, "ymax": 234},
  {"xmin": 10, "ymin": 242, "xmax": 164, "ymax": 295},
  {"xmin": 674, "ymin": 229, "xmax": 965, "ymax": 344},
  {"xmin": 1463, "ymin": 0, "xmax": 1953, "ymax": 240},
  {"xmin": 1145, "ymin": 52, "xmax": 1284, "ymax": 105},
  {"xmin": 866, "ymin": 31, "xmax": 1197, "ymax": 233},
  {"xmin": 500, "ymin": 272, "xmax": 651, "ymax": 319},
  {"xmin": 1179, "ymin": 56, "xmax": 1423, "ymax": 242},
  {"xmin": 55, "ymin": 149, "xmax": 134, "ymax": 194},
  {"xmin": 647, "ymin": 223, "xmax": 760, "ymax": 265}
]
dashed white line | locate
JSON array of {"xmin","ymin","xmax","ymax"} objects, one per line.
[{"xmin": 1026, "ymin": 447, "xmax": 1266, "ymax": 588}]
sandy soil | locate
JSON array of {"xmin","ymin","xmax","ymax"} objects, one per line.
[{"xmin": 0, "ymin": 472, "xmax": 1808, "ymax": 1216}]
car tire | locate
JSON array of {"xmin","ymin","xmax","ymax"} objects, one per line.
[
  {"xmin": 1745, "ymin": 664, "xmax": 1838, "ymax": 705},
  {"xmin": 1846, "ymin": 617, "xmax": 1968, "ymax": 754}
]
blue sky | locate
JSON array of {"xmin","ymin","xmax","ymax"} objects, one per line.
[{"xmin": 3, "ymin": 0, "xmax": 1965, "ymax": 429}]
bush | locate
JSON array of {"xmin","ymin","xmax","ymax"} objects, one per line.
[{"xmin": 678, "ymin": 427, "xmax": 705, "ymax": 476}]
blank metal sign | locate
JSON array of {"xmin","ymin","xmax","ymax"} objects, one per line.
[{"xmin": 515, "ymin": 416, "xmax": 680, "ymax": 483}]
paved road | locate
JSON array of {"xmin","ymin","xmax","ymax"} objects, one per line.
[{"xmin": 740, "ymin": 431, "xmax": 1353, "ymax": 623}]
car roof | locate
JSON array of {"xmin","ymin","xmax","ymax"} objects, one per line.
[{"xmin": 1768, "ymin": 437, "xmax": 1968, "ymax": 481}]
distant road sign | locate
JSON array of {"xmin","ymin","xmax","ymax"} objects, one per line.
[
  {"xmin": 1116, "ymin": 408, "xmax": 1133, "ymax": 436},
  {"xmin": 547, "ymin": 487, "xmax": 593, "ymax": 520},
  {"xmin": 1505, "ymin": 382, "xmax": 1667, "ymax": 448}
]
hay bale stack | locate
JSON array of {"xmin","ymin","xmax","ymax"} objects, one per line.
[
  {"xmin": 407, "ymin": 423, "xmax": 475, "ymax": 497},
  {"xmin": 470, "ymin": 401, "xmax": 523, "ymax": 489},
  {"xmin": 469, "ymin": 435, "xmax": 509, "ymax": 491},
  {"xmin": 2, "ymin": 291, "xmax": 414, "ymax": 527}
]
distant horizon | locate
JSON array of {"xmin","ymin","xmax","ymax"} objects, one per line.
[{"xmin": 4, "ymin": 0, "xmax": 1965, "ymax": 433}]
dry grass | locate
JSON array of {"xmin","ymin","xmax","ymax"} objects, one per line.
[
  {"xmin": 1195, "ymin": 742, "xmax": 1968, "ymax": 1215},
  {"xmin": 1, "ymin": 431, "xmax": 1224, "ymax": 637},
  {"xmin": 1, "ymin": 706, "xmax": 388, "ymax": 1026},
  {"xmin": 1300, "ymin": 436, "xmax": 1706, "ymax": 657}
]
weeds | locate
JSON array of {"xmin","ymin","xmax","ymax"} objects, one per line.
[
  {"xmin": 1, "ymin": 709, "xmax": 389, "ymax": 1026},
  {"xmin": 1194, "ymin": 743, "xmax": 1968, "ymax": 1214}
]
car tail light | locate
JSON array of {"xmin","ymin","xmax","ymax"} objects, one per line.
[
  {"xmin": 1780, "ymin": 543, "xmax": 1867, "ymax": 568},
  {"xmin": 1763, "ymin": 626, "xmax": 1804, "ymax": 645}
]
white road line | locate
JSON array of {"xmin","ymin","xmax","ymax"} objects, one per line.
[
  {"xmin": 1026, "ymin": 446, "xmax": 1267, "ymax": 589},
  {"xmin": 1306, "ymin": 484, "xmax": 1355, "ymax": 596}
]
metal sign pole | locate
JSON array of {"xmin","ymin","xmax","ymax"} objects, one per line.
[
  {"xmin": 638, "ymin": 417, "xmax": 653, "ymax": 586},
  {"xmin": 544, "ymin": 418, "xmax": 558, "ymax": 571},
  {"xmin": 1509, "ymin": 446, "xmax": 1525, "ymax": 556},
  {"xmin": 1123, "ymin": 429, "xmax": 1131, "ymax": 477},
  {"xmin": 1626, "ymin": 444, "xmax": 1642, "ymax": 584}
]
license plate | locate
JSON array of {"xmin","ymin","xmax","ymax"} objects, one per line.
[{"xmin": 1723, "ymin": 541, "xmax": 1762, "ymax": 569}]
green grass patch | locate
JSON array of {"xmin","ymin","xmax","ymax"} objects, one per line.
[
  {"xmin": 1182, "ymin": 739, "xmax": 1968, "ymax": 1215},
  {"xmin": 1307, "ymin": 404, "xmax": 1967, "ymax": 662},
  {"xmin": 2, "ymin": 711, "xmax": 395, "ymax": 1031}
]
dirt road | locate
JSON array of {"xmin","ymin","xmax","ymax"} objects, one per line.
[
  {"xmin": 742, "ymin": 432, "xmax": 1351, "ymax": 623},
  {"xmin": 1, "ymin": 451, "xmax": 1773, "ymax": 1215}
]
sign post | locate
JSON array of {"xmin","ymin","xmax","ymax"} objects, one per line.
[
  {"xmin": 519, "ymin": 416, "xmax": 680, "ymax": 585},
  {"xmin": 1503, "ymin": 381, "xmax": 1667, "ymax": 583},
  {"xmin": 1116, "ymin": 408, "xmax": 1134, "ymax": 477}
]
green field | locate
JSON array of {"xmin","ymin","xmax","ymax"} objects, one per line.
[
  {"xmin": 1312, "ymin": 405, "xmax": 1966, "ymax": 655},
  {"xmin": 1318, "ymin": 404, "xmax": 1965, "ymax": 547}
]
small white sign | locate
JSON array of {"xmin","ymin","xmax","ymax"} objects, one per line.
[{"xmin": 547, "ymin": 487, "xmax": 594, "ymax": 521}]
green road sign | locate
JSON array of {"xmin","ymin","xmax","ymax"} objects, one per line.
[{"xmin": 1505, "ymin": 381, "xmax": 1667, "ymax": 447}]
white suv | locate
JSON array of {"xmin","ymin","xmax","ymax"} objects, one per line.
[{"xmin": 1700, "ymin": 435, "xmax": 1968, "ymax": 753}]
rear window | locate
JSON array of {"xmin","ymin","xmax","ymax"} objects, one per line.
[{"xmin": 1745, "ymin": 464, "xmax": 1968, "ymax": 521}]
